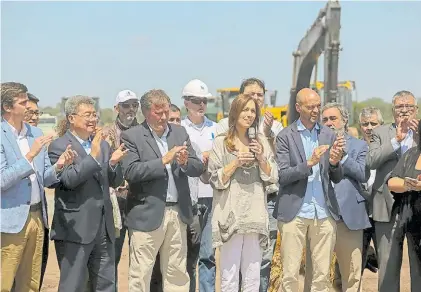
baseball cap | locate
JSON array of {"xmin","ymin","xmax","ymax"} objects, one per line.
[
  {"xmin": 116, "ymin": 90, "xmax": 138, "ymax": 104},
  {"xmin": 182, "ymin": 79, "xmax": 212, "ymax": 98}
]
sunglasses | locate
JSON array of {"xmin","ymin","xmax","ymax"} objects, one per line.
[
  {"xmin": 189, "ymin": 98, "xmax": 207, "ymax": 105},
  {"xmin": 361, "ymin": 122, "xmax": 379, "ymax": 127},
  {"xmin": 119, "ymin": 102, "xmax": 139, "ymax": 109}
]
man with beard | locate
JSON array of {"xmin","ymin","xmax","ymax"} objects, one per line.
[
  {"xmin": 104, "ymin": 90, "xmax": 140, "ymax": 290},
  {"xmin": 307, "ymin": 102, "xmax": 370, "ymax": 292},
  {"xmin": 359, "ymin": 106, "xmax": 383, "ymax": 277},
  {"xmin": 366, "ymin": 91, "xmax": 421, "ymax": 292}
]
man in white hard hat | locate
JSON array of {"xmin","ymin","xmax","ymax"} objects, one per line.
[
  {"xmin": 105, "ymin": 89, "xmax": 140, "ymax": 290},
  {"xmin": 182, "ymin": 79, "xmax": 217, "ymax": 292}
]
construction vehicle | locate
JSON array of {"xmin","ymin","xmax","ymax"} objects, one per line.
[
  {"xmin": 213, "ymin": 87, "xmax": 288, "ymax": 127},
  {"xmin": 288, "ymin": 0, "xmax": 348, "ymax": 125}
]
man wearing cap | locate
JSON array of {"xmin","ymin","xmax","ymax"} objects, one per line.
[
  {"xmin": 104, "ymin": 89, "xmax": 140, "ymax": 289},
  {"xmin": 180, "ymin": 79, "xmax": 217, "ymax": 292}
]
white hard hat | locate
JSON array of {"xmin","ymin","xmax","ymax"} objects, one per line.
[
  {"xmin": 116, "ymin": 90, "xmax": 138, "ymax": 104},
  {"xmin": 182, "ymin": 79, "xmax": 212, "ymax": 98}
]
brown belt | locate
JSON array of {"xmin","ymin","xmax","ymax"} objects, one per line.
[{"xmin": 29, "ymin": 202, "xmax": 42, "ymax": 212}]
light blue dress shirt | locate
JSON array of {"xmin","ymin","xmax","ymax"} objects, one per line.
[{"xmin": 296, "ymin": 119, "xmax": 331, "ymax": 220}]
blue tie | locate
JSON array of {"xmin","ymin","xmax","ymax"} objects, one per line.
[{"xmin": 81, "ymin": 140, "xmax": 91, "ymax": 154}]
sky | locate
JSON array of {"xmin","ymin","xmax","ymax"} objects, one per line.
[{"xmin": 1, "ymin": 1, "xmax": 421, "ymax": 109}]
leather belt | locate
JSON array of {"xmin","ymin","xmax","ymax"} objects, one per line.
[
  {"xmin": 165, "ymin": 202, "xmax": 178, "ymax": 207},
  {"xmin": 29, "ymin": 202, "xmax": 42, "ymax": 212}
]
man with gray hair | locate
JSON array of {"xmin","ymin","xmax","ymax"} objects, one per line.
[
  {"xmin": 48, "ymin": 95, "xmax": 126, "ymax": 292},
  {"xmin": 305, "ymin": 102, "xmax": 370, "ymax": 292},
  {"xmin": 121, "ymin": 89, "xmax": 203, "ymax": 291},
  {"xmin": 366, "ymin": 90, "xmax": 421, "ymax": 292},
  {"xmin": 358, "ymin": 106, "xmax": 383, "ymax": 276}
]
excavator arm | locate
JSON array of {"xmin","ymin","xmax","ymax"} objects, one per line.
[{"xmin": 288, "ymin": 0, "xmax": 341, "ymax": 124}]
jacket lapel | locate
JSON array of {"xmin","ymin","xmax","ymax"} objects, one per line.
[
  {"xmin": 291, "ymin": 122, "xmax": 306, "ymax": 162},
  {"xmin": 142, "ymin": 121, "xmax": 163, "ymax": 158},
  {"xmin": 1, "ymin": 119, "xmax": 22, "ymax": 158},
  {"xmin": 65, "ymin": 130, "xmax": 87, "ymax": 160}
]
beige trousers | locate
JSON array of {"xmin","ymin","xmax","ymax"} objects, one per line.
[
  {"xmin": 128, "ymin": 206, "xmax": 189, "ymax": 292},
  {"xmin": 304, "ymin": 222, "xmax": 363, "ymax": 292},
  {"xmin": 278, "ymin": 216, "xmax": 336, "ymax": 292},
  {"xmin": 1, "ymin": 209, "xmax": 44, "ymax": 292},
  {"xmin": 333, "ymin": 222, "xmax": 363, "ymax": 292}
]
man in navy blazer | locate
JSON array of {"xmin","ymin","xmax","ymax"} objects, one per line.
[
  {"xmin": 1, "ymin": 82, "xmax": 75, "ymax": 291},
  {"xmin": 306, "ymin": 102, "xmax": 370, "ymax": 292}
]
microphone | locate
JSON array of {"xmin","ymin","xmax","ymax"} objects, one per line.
[{"xmin": 248, "ymin": 127, "xmax": 256, "ymax": 157}]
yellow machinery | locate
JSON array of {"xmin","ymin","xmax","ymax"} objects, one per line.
[{"xmin": 214, "ymin": 88, "xmax": 289, "ymax": 127}]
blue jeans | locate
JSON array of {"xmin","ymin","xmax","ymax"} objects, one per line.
[
  {"xmin": 259, "ymin": 194, "xmax": 278, "ymax": 292},
  {"xmin": 198, "ymin": 197, "xmax": 216, "ymax": 292}
]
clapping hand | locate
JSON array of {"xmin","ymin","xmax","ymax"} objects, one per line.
[
  {"xmin": 176, "ymin": 142, "xmax": 189, "ymax": 167},
  {"xmin": 56, "ymin": 145, "xmax": 78, "ymax": 170},
  {"xmin": 249, "ymin": 139, "xmax": 264, "ymax": 162},
  {"xmin": 110, "ymin": 144, "xmax": 129, "ymax": 166}
]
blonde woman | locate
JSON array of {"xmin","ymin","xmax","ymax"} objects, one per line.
[{"xmin": 208, "ymin": 94, "xmax": 278, "ymax": 292}]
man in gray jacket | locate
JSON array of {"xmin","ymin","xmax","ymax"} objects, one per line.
[
  {"xmin": 275, "ymin": 88, "xmax": 344, "ymax": 292},
  {"xmin": 366, "ymin": 90, "xmax": 421, "ymax": 292}
]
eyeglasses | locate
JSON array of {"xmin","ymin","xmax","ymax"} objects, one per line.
[
  {"xmin": 25, "ymin": 110, "xmax": 43, "ymax": 117},
  {"xmin": 119, "ymin": 102, "xmax": 139, "ymax": 109},
  {"xmin": 360, "ymin": 122, "xmax": 379, "ymax": 127},
  {"xmin": 393, "ymin": 104, "xmax": 417, "ymax": 112},
  {"xmin": 72, "ymin": 112, "xmax": 98, "ymax": 121},
  {"xmin": 322, "ymin": 116, "xmax": 338, "ymax": 122},
  {"xmin": 188, "ymin": 98, "xmax": 207, "ymax": 105}
]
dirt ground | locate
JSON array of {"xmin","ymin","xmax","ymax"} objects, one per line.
[{"xmin": 42, "ymin": 190, "xmax": 411, "ymax": 292}]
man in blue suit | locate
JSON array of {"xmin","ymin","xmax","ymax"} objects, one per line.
[
  {"xmin": 1, "ymin": 82, "xmax": 75, "ymax": 292},
  {"xmin": 317, "ymin": 102, "xmax": 371, "ymax": 292}
]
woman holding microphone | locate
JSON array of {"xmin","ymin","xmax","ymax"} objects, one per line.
[{"xmin": 208, "ymin": 94, "xmax": 278, "ymax": 292}]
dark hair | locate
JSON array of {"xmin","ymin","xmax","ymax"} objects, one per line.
[
  {"xmin": 1, "ymin": 82, "xmax": 28, "ymax": 115},
  {"xmin": 27, "ymin": 93, "xmax": 39, "ymax": 104},
  {"xmin": 170, "ymin": 104, "xmax": 180, "ymax": 112},
  {"xmin": 225, "ymin": 94, "xmax": 260, "ymax": 152},
  {"xmin": 239, "ymin": 78, "xmax": 265, "ymax": 94}
]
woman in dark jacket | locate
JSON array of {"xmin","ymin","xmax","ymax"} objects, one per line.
[{"xmin": 388, "ymin": 120, "xmax": 421, "ymax": 268}]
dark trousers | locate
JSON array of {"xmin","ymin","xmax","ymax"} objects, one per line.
[
  {"xmin": 150, "ymin": 210, "xmax": 203, "ymax": 292},
  {"xmin": 55, "ymin": 216, "xmax": 115, "ymax": 292},
  {"xmin": 361, "ymin": 217, "xmax": 378, "ymax": 275},
  {"xmin": 40, "ymin": 228, "xmax": 49, "ymax": 289}
]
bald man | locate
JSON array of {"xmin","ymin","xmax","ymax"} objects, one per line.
[{"xmin": 274, "ymin": 88, "xmax": 345, "ymax": 292}]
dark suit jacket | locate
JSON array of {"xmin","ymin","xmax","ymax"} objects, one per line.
[
  {"xmin": 366, "ymin": 124, "xmax": 417, "ymax": 222},
  {"xmin": 335, "ymin": 135, "xmax": 371, "ymax": 230},
  {"xmin": 121, "ymin": 121, "xmax": 203, "ymax": 232},
  {"xmin": 48, "ymin": 130, "xmax": 123, "ymax": 244},
  {"xmin": 274, "ymin": 121, "xmax": 343, "ymax": 223}
]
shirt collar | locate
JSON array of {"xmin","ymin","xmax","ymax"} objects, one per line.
[
  {"xmin": 6, "ymin": 121, "xmax": 27, "ymax": 138},
  {"xmin": 183, "ymin": 116, "xmax": 212, "ymax": 128},
  {"xmin": 147, "ymin": 123, "xmax": 169, "ymax": 139},
  {"xmin": 70, "ymin": 131, "xmax": 91, "ymax": 146},
  {"xmin": 297, "ymin": 118, "xmax": 320, "ymax": 132}
]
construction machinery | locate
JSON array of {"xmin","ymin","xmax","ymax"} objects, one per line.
[
  {"xmin": 212, "ymin": 87, "xmax": 288, "ymax": 127},
  {"xmin": 288, "ymin": 0, "xmax": 346, "ymax": 125}
]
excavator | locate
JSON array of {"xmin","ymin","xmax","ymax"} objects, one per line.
[{"xmin": 211, "ymin": 2, "xmax": 356, "ymax": 128}]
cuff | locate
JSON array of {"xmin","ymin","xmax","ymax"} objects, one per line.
[
  {"xmin": 391, "ymin": 138, "xmax": 401, "ymax": 151},
  {"xmin": 340, "ymin": 154, "xmax": 349, "ymax": 165}
]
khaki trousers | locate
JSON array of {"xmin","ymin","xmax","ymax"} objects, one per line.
[
  {"xmin": 128, "ymin": 206, "xmax": 189, "ymax": 292},
  {"xmin": 1, "ymin": 209, "xmax": 44, "ymax": 292},
  {"xmin": 304, "ymin": 222, "xmax": 363, "ymax": 292},
  {"xmin": 278, "ymin": 216, "xmax": 336, "ymax": 292}
]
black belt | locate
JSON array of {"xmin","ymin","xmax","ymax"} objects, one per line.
[
  {"xmin": 29, "ymin": 202, "xmax": 42, "ymax": 212},
  {"xmin": 165, "ymin": 202, "xmax": 178, "ymax": 207}
]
